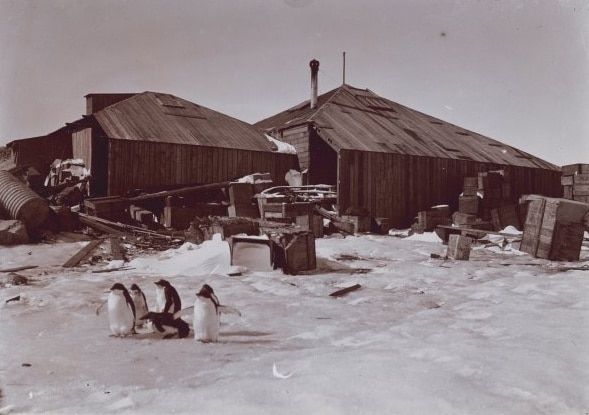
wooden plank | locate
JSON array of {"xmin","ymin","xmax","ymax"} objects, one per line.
[
  {"xmin": 0, "ymin": 265, "xmax": 38, "ymax": 273},
  {"xmin": 78, "ymin": 214, "xmax": 126, "ymax": 235},
  {"xmin": 62, "ymin": 239, "xmax": 104, "ymax": 268},
  {"xmin": 329, "ymin": 284, "xmax": 362, "ymax": 297}
]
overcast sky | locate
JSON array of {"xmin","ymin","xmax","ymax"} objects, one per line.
[{"xmin": 1, "ymin": 0, "xmax": 588, "ymax": 166}]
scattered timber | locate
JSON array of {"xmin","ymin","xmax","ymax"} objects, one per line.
[
  {"xmin": 329, "ymin": 284, "xmax": 362, "ymax": 297},
  {"xmin": 0, "ymin": 265, "xmax": 38, "ymax": 273},
  {"xmin": 62, "ymin": 238, "xmax": 105, "ymax": 268},
  {"xmin": 128, "ymin": 180, "xmax": 232, "ymax": 203},
  {"xmin": 314, "ymin": 206, "xmax": 354, "ymax": 235}
]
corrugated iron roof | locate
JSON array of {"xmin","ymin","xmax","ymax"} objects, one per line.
[
  {"xmin": 255, "ymin": 84, "xmax": 558, "ymax": 170},
  {"xmin": 93, "ymin": 92, "xmax": 278, "ymax": 152}
]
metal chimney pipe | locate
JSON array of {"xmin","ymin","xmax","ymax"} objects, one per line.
[{"xmin": 310, "ymin": 59, "xmax": 319, "ymax": 109}]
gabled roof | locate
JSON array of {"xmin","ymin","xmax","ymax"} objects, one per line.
[
  {"xmin": 93, "ymin": 92, "xmax": 278, "ymax": 152},
  {"xmin": 255, "ymin": 84, "xmax": 558, "ymax": 170}
]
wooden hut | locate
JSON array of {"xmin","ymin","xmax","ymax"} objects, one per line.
[
  {"xmin": 8, "ymin": 92, "xmax": 299, "ymax": 198},
  {"xmin": 255, "ymin": 62, "xmax": 562, "ymax": 228}
]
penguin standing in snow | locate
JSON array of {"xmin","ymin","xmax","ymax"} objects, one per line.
[
  {"xmin": 129, "ymin": 283, "xmax": 149, "ymax": 328},
  {"xmin": 193, "ymin": 284, "xmax": 220, "ymax": 342},
  {"xmin": 107, "ymin": 283, "xmax": 136, "ymax": 337},
  {"xmin": 154, "ymin": 279, "xmax": 181, "ymax": 315},
  {"xmin": 140, "ymin": 311, "xmax": 190, "ymax": 339}
]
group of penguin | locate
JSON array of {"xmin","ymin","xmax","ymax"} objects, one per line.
[{"xmin": 107, "ymin": 279, "xmax": 228, "ymax": 342}]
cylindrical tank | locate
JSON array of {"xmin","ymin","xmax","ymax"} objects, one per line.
[{"xmin": 0, "ymin": 170, "xmax": 49, "ymax": 229}]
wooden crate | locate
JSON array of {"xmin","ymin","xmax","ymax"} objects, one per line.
[
  {"xmin": 341, "ymin": 215, "xmax": 372, "ymax": 233},
  {"xmin": 458, "ymin": 195, "xmax": 479, "ymax": 215},
  {"xmin": 203, "ymin": 221, "xmax": 260, "ymax": 241},
  {"xmin": 228, "ymin": 204, "xmax": 260, "ymax": 218},
  {"xmin": 452, "ymin": 212, "xmax": 477, "ymax": 226},
  {"xmin": 295, "ymin": 214, "xmax": 324, "ymax": 238},
  {"xmin": 262, "ymin": 202, "xmax": 313, "ymax": 219},
  {"xmin": 447, "ymin": 234, "xmax": 473, "ymax": 260},
  {"xmin": 418, "ymin": 210, "xmax": 451, "ymax": 231},
  {"xmin": 228, "ymin": 183, "xmax": 254, "ymax": 205},
  {"xmin": 561, "ymin": 175, "xmax": 574, "ymax": 186},
  {"xmin": 548, "ymin": 221, "xmax": 584, "ymax": 261},
  {"xmin": 561, "ymin": 164, "xmax": 589, "ymax": 176},
  {"xmin": 490, "ymin": 203, "xmax": 525, "ymax": 231},
  {"xmin": 521, "ymin": 196, "xmax": 589, "ymax": 260},
  {"xmin": 270, "ymin": 231, "xmax": 316, "ymax": 275},
  {"xmin": 84, "ymin": 196, "xmax": 129, "ymax": 216}
]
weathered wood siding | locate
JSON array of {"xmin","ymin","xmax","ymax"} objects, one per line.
[
  {"xmin": 278, "ymin": 125, "xmax": 309, "ymax": 170},
  {"xmin": 9, "ymin": 131, "xmax": 73, "ymax": 178},
  {"xmin": 338, "ymin": 150, "xmax": 562, "ymax": 228},
  {"xmin": 106, "ymin": 139, "xmax": 299, "ymax": 196},
  {"xmin": 72, "ymin": 128, "xmax": 109, "ymax": 196}
]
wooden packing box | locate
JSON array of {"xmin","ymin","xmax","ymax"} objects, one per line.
[
  {"xmin": 452, "ymin": 211, "xmax": 477, "ymax": 226},
  {"xmin": 418, "ymin": 210, "xmax": 451, "ymax": 231},
  {"xmin": 228, "ymin": 204, "xmax": 260, "ymax": 219},
  {"xmin": 561, "ymin": 175, "xmax": 574, "ymax": 186},
  {"xmin": 84, "ymin": 196, "xmax": 129, "ymax": 216},
  {"xmin": 478, "ymin": 171, "xmax": 504, "ymax": 189},
  {"xmin": 573, "ymin": 184, "xmax": 589, "ymax": 196},
  {"xmin": 372, "ymin": 217, "xmax": 390, "ymax": 235},
  {"xmin": 269, "ymin": 231, "xmax": 316, "ymax": 275},
  {"xmin": 203, "ymin": 221, "xmax": 260, "ymax": 241},
  {"xmin": 536, "ymin": 198, "xmax": 589, "ymax": 260},
  {"xmin": 463, "ymin": 177, "xmax": 478, "ymax": 188},
  {"xmin": 458, "ymin": 195, "xmax": 479, "ymax": 215},
  {"xmin": 490, "ymin": 203, "xmax": 526, "ymax": 231},
  {"xmin": 262, "ymin": 202, "xmax": 313, "ymax": 219},
  {"xmin": 561, "ymin": 164, "xmax": 589, "ymax": 176},
  {"xmin": 163, "ymin": 205, "xmax": 228, "ymax": 229},
  {"xmin": 546, "ymin": 220, "xmax": 585, "ymax": 261},
  {"xmin": 521, "ymin": 196, "xmax": 589, "ymax": 259},
  {"xmin": 295, "ymin": 214, "xmax": 324, "ymax": 238},
  {"xmin": 563, "ymin": 185, "xmax": 573, "ymax": 199},
  {"xmin": 228, "ymin": 183, "xmax": 254, "ymax": 205},
  {"xmin": 341, "ymin": 215, "xmax": 372, "ymax": 233},
  {"xmin": 447, "ymin": 234, "xmax": 473, "ymax": 260}
]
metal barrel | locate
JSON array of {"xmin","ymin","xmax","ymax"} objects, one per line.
[{"xmin": 0, "ymin": 170, "xmax": 49, "ymax": 229}]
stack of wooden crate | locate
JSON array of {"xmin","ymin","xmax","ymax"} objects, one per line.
[
  {"xmin": 561, "ymin": 163, "xmax": 589, "ymax": 203},
  {"xmin": 520, "ymin": 195, "xmax": 589, "ymax": 261},
  {"xmin": 478, "ymin": 170, "xmax": 511, "ymax": 220},
  {"xmin": 458, "ymin": 177, "xmax": 480, "ymax": 217}
]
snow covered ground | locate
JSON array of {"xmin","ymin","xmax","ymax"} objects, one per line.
[{"xmin": 1, "ymin": 230, "xmax": 588, "ymax": 414}]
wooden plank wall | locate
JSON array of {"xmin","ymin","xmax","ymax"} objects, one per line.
[
  {"xmin": 107, "ymin": 140, "xmax": 299, "ymax": 196},
  {"xmin": 72, "ymin": 128, "xmax": 92, "ymax": 171},
  {"xmin": 338, "ymin": 150, "xmax": 562, "ymax": 228},
  {"xmin": 12, "ymin": 132, "xmax": 73, "ymax": 177},
  {"xmin": 279, "ymin": 125, "xmax": 309, "ymax": 170}
]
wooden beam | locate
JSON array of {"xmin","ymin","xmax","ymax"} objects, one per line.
[
  {"xmin": 62, "ymin": 239, "xmax": 105, "ymax": 268},
  {"xmin": 329, "ymin": 284, "xmax": 362, "ymax": 297},
  {"xmin": 0, "ymin": 265, "xmax": 38, "ymax": 273},
  {"xmin": 128, "ymin": 180, "xmax": 231, "ymax": 202}
]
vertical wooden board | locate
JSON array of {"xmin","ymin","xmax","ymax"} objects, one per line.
[
  {"xmin": 520, "ymin": 198, "xmax": 546, "ymax": 257},
  {"xmin": 337, "ymin": 150, "xmax": 349, "ymax": 216}
]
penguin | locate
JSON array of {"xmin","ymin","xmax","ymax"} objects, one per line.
[
  {"xmin": 193, "ymin": 284, "xmax": 220, "ymax": 343},
  {"xmin": 129, "ymin": 283, "xmax": 149, "ymax": 328},
  {"xmin": 140, "ymin": 312, "xmax": 190, "ymax": 339},
  {"xmin": 107, "ymin": 283, "xmax": 136, "ymax": 337},
  {"xmin": 154, "ymin": 279, "xmax": 182, "ymax": 315}
]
